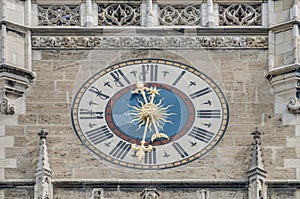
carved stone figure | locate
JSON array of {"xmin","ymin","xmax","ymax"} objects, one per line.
[
  {"xmin": 287, "ymin": 96, "xmax": 300, "ymax": 113},
  {"xmin": 0, "ymin": 98, "xmax": 15, "ymax": 115},
  {"xmin": 140, "ymin": 188, "xmax": 159, "ymax": 199}
]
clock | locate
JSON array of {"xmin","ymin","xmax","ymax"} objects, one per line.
[{"xmin": 71, "ymin": 58, "xmax": 229, "ymax": 169}]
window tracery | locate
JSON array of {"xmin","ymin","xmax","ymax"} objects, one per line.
[
  {"xmin": 38, "ymin": 4, "xmax": 80, "ymax": 26},
  {"xmin": 159, "ymin": 5, "xmax": 201, "ymax": 26},
  {"xmin": 219, "ymin": 4, "xmax": 262, "ymax": 26},
  {"xmin": 98, "ymin": 4, "xmax": 141, "ymax": 26}
]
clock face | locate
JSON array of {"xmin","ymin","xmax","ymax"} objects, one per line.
[{"xmin": 71, "ymin": 59, "xmax": 229, "ymax": 169}]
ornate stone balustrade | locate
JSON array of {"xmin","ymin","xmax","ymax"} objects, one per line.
[{"xmin": 36, "ymin": 2, "xmax": 263, "ymax": 27}]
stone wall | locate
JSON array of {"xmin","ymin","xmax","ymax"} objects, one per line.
[{"xmin": 13, "ymin": 48, "xmax": 273, "ymax": 180}]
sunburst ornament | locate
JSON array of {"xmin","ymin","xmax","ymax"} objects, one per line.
[{"xmin": 129, "ymin": 82, "xmax": 175, "ymax": 161}]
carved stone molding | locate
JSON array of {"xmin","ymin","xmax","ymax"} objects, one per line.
[
  {"xmin": 158, "ymin": 5, "xmax": 201, "ymax": 26},
  {"xmin": 38, "ymin": 4, "xmax": 81, "ymax": 26},
  {"xmin": 31, "ymin": 35, "xmax": 268, "ymax": 49},
  {"xmin": 219, "ymin": 4, "xmax": 262, "ymax": 26},
  {"xmin": 287, "ymin": 96, "xmax": 300, "ymax": 113}
]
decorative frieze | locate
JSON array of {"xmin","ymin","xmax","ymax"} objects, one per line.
[
  {"xmin": 219, "ymin": 4, "xmax": 262, "ymax": 26},
  {"xmin": 158, "ymin": 5, "xmax": 201, "ymax": 26},
  {"xmin": 31, "ymin": 35, "xmax": 267, "ymax": 49},
  {"xmin": 98, "ymin": 4, "xmax": 141, "ymax": 26},
  {"xmin": 38, "ymin": 4, "xmax": 80, "ymax": 26}
]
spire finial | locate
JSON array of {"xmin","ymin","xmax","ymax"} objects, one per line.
[
  {"xmin": 38, "ymin": 128, "xmax": 48, "ymax": 139},
  {"xmin": 249, "ymin": 127, "xmax": 264, "ymax": 170}
]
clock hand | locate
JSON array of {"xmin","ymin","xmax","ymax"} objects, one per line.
[
  {"xmin": 132, "ymin": 80, "xmax": 149, "ymax": 104},
  {"xmin": 148, "ymin": 87, "xmax": 169, "ymax": 142},
  {"xmin": 150, "ymin": 114, "xmax": 169, "ymax": 142},
  {"xmin": 131, "ymin": 116, "xmax": 153, "ymax": 162}
]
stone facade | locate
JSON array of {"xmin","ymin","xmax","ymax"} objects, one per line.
[{"xmin": 0, "ymin": 0, "xmax": 300, "ymax": 199}]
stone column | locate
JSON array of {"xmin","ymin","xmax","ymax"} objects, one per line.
[
  {"xmin": 142, "ymin": 0, "xmax": 159, "ymax": 27},
  {"xmin": 85, "ymin": 0, "xmax": 94, "ymax": 27},
  {"xmin": 206, "ymin": 0, "xmax": 215, "ymax": 27}
]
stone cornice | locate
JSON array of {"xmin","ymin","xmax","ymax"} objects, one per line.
[
  {"xmin": 0, "ymin": 64, "xmax": 35, "ymax": 82},
  {"xmin": 1, "ymin": 179, "xmax": 300, "ymax": 189},
  {"xmin": 266, "ymin": 63, "xmax": 300, "ymax": 80},
  {"xmin": 269, "ymin": 19, "xmax": 300, "ymax": 33},
  {"xmin": 51, "ymin": 179, "xmax": 248, "ymax": 189}
]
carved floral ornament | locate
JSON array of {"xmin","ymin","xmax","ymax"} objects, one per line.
[
  {"xmin": 158, "ymin": 5, "xmax": 201, "ymax": 26},
  {"xmin": 219, "ymin": 4, "xmax": 262, "ymax": 26},
  {"xmin": 31, "ymin": 36, "xmax": 268, "ymax": 49},
  {"xmin": 98, "ymin": 4, "xmax": 141, "ymax": 26},
  {"xmin": 38, "ymin": 4, "xmax": 80, "ymax": 26}
]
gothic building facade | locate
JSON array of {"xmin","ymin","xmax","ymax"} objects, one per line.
[{"xmin": 0, "ymin": 0, "xmax": 300, "ymax": 198}]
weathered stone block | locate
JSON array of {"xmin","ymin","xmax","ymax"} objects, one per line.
[
  {"xmin": 0, "ymin": 136, "xmax": 14, "ymax": 147},
  {"xmin": 0, "ymin": 158, "xmax": 17, "ymax": 168}
]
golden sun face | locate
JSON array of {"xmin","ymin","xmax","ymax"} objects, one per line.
[{"xmin": 128, "ymin": 87, "xmax": 174, "ymax": 132}]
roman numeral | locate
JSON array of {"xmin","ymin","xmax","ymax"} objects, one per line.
[
  {"xmin": 172, "ymin": 142, "xmax": 188, "ymax": 158},
  {"xmin": 109, "ymin": 141, "xmax": 131, "ymax": 160},
  {"xmin": 85, "ymin": 125, "xmax": 113, "ymax": 145},
  {"xmin": 144, "ymin": 148, "xmax": 157, "ymax": 164},
  {"xmin": 89, "ymin": 86, "xmax": 110, "ymax": 100},
  {"xmin": 140, "ymin": 64, "xmax": 158, "ymax": 81},
  {"xmin": 188, "ymin": 126, "xmax": 215, "ymax": 143},
  {"xmin": 172, "ymin": 71, "xmax": 186, "ymax": 86},
  {"xmin": 110, "ymin": 70, "xmax": 131, "ymax": 87},
  {"xmin": 79, "ymin": 109, "xmax": 104, "ymax": 119},
  {"xmin": 189, "ymin": 87, "xmax": 211, "ymax": 99},
  {"xmin": 197, "ymin": 110, "xmax": 221, "ymax": 118}
]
